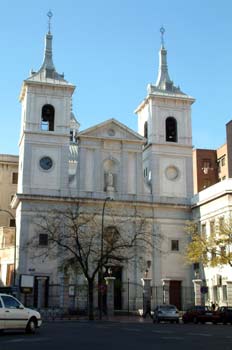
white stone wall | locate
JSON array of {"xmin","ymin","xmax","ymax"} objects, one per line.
[
  {"xmin": 136, "ymin": 94, "xmax": 193, "ymax": 203},
  {"xmin": 76, "ymin": 120, "xmax": 146, "ymax": 199},
  {"xmin": 192, "ymin": 180, "xmax": 232, "ymax": 306},
  {"xmin": 18, "ymin": 81, "xmax": 74, "ymax": 197}
]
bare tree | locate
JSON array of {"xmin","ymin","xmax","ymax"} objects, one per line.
[{"xmin": 29, "ymin": 203, "xmax": 153, "ymax": 320}]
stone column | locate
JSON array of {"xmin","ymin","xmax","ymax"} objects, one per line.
[
  {"xmin": 141, "ymin": 278, "xmax": 152, "ymax": 315},
  {"xmin": 192, "ymin": 279, "xmax": 202, "ymax": 306},
  {"xmin": 105, "ymin": 277, "xmax": 116, "ymax": 317},
  {"xmin": 226, "ymin": 281, "xmax": 232, "ymax": 305},
  {"xmin": 162, "ymin": 279, "xmax": 170, "ymax": 304}
]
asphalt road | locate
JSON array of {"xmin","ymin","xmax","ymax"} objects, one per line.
[{"xmin": 1, "ymin": 321, "xmax": 232, "ymax": 350}]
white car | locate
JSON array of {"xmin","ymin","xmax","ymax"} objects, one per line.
[{"xmin": 0, "ymin": 293, "xmax": 42, "ymax": 333}]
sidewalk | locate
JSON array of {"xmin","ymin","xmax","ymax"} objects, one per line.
[
  {"xmin": 99, "ymin": 315, "xmax": 153, "ymax": 323},
  {"xmin": 42, "ymin": 312, "xmax": 153, "ymax": 323},
  {"xmin": 39, "ymin": 306, "xmax": 155, "ymax": 323}
]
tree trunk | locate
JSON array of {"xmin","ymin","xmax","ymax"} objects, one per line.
[{"xmin": 88, "ymin": 279, "xmax": 94, "ymax": 320}]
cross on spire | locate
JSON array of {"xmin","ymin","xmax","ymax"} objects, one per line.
[
  {"xmin": 160, "ymin": 26, "xmax": 165, "ymax": 47},
  {"xmin": 47, "ymin": 10, "xmax": 53, "ymax": 34}
]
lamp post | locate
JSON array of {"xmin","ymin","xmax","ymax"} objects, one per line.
[
  {"xmin": 0, "ymin": 208, "xmax": 16, "ymax": 286},
  {"xmin": 99, "ymin": 196, "xmax": 112, "ymax": 320}
]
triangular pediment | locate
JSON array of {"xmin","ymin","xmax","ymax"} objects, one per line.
[{"xmin": 78, "ymin": 118, "xmax": 145, "ymax": 143}]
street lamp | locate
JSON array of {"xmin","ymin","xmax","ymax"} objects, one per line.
[
  {"xmin": 99, "ymin": 196, "xmax": 113, "ymax": 320},
  {"xmin": 0, "ymin": 208, "xmax": 16, "ymax": 286}
]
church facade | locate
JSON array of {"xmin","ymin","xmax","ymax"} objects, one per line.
[{"xmin": 13, "ymin": 26, "xmax": 196, "ymax": 311}]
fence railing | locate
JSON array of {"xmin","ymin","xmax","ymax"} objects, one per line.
[{"xmin": 19, "ymin": 282, "xmax": 195, "ymax": 319}]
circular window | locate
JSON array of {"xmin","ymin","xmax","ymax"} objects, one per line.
[
  {"xmin": 108, "ymin": 128, "xmax": 115, "ymax": 136},
  {"xmin": 39, "ymin": 156, "xmax": 53, "ymax": 170},
  {"xmin": 165, "ymin": 166, "xmax": 179, "ymax": 181}
]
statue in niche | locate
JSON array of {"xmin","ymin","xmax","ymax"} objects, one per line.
[{"xmin": 106, "ymin": 171, "xmax": 114, "ymax": 191}]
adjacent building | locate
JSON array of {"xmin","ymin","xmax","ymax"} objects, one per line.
[
  {"xmin": 0, "ymin": 154, "xmax": 18, "ymax": 286},
  {"xmin": 192, "ymin": 179, "xmax": 232, "ymax": 306},
  {"xmin": 193, "ymin": 120, "xmax": 232, "ymax": 193}
]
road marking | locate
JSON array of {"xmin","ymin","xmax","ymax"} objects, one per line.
[
  {"xmin": 187, "ymin": 332, "xmax": 212, "ymax": 337},
  {"xmin": 122, "ymin": 327, "xmax": 141, "ymax": 332},
  {"xmin": 2, "ymin": 337, "xmax": 50, "ymax": 344},
  {"xmin": 2, "ymin": 339, "xmax": 25, "ymax": 343},
  {"xmin": 152, "ymin": 330, "xmax": 174, "ymax": 334},
  {"xmin": 95, "ymin": 325, "xmax": 111, "ymax": 329},
  {"xmin": 161, "ymin": 336, "xmax": 184, "ymax": 340}
]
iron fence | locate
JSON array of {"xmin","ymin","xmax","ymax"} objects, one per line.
[{"xmin": 18, "ymin": 281, "xmax": 195, "ymax": 319}]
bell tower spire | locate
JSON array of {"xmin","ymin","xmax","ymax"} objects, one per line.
[
  {"xmin": 40, "ymin": 11, "xmax": 56, "ymax": 76},
  {"xmin": 19, "ymin": 11, "xmax": 75, "ymax": 197},
  {"xmin": 28, "ymin": 11, "xmax": 65, "ymax": 81},
  {"xmin": 155, "ymin": 27, "xmax": 173, "ymax": 90},
  {"xmin": 134, "ymin": 28, "xmax": 195, "ymax": 205}
]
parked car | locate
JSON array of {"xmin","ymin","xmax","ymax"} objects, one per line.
[
  {"xmin": 182, "ymin": 305, "xmax": 217, "ymax": 324},
  {"xmin": 153, "ymin": 304, "xmax": 179, "ymax": 324},
  {"xmin": 0, "ymin": 293, "xmax": 42, "ymax": 333},
  {"xmin": 213, "ymin": 306, "xmax": 232, "ymax": 324}
]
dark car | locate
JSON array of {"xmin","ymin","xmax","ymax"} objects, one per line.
[
  {"xmin": 153, "ymin": 304, "xmax": 179, "ymax": 324},
  {"xmin": 213, "ymin": 306, "xmax": 232, "ymax": 324},
  {"xmin": 182, "ymin": 305, "xmax": 217, "ymax": 324}
]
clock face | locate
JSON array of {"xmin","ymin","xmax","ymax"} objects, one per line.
[{"xmin": 39, "ymin": 156, "xmax": 53, "ymax": 170}]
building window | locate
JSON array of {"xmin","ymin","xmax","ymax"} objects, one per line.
[
  {"xmin": 210, "ymin": 221, "xmax": 215, "ymax": 236},
  {"xmin": 202, "ymin": 159, "xmax": 211, "ymax": 169},
  {"xmin": 70, "ymin": 130, "xmax": 77, "ymax": 143},
  {"xmin": 220, "ymin": 246, "xmax": 226, "ymax": 257},
  {"xmin": 12, "ymin": 172, "xmax": 18, "ymax": 184},
  {"xmin": 144, "ymin": 168, "xmax": 148, "ymax": 177},
  {"xmin": 39, "ymin": 234, "xmax": 48, "ymax": 246},
  {"xmin": 201, "ymin": 224, "xmax": 206, "ymax": 237},
  {"xmin": 144, "ymin": 121, "xmax": 148, "ymax": 144},
  {"xmin": 213, "ymin": 286, "xmax": 219, "ymax": 302},
  {"xmin": 219, "ymin": 217, "xmax": 224, "ymax": 231},
  {"xmin": 218, "ymin": 161, "xmax": 221, "ymax": 173},
  {"xmin": 9, "ymin": 219, "xmax": 16, "ymax": 227},
  {"xmin": 166, "ymin": 117, "xmax": 177, "ymax": 142},
  {"xmin": 222, "ymin": 285, "xmax": 227, "ymax": 301},
  {"xmin": 211, "ymin": 248, "xmax": 216, "ymax": 260},
  {"xmin": 193, "ymin": 262, "xmax": 200, "ymax": 271},
  {"xmin": 41, "ymin": 104, "xmax": 55, "ymax": 131},
  {"xmin": 171, "ymin": 240, "xmax": 179, "ymax": 251},
  {"xmin": 202, "ymin": 159, "xmax": 212, "ymax": 174},
  {"xmin": 218, "ymin": 156, "xmax": 226, "ymax": 172},
  {"xmin": 203, "ymin": 179, "xmax": 211, "ymax": 189}
]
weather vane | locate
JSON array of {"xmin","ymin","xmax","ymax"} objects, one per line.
[
  {"xmin": 160, "ymin": 26, "xmax": 165, "ymax": 47},
  {"xmin": 47, "ymin": 10, "xmax": 53, "ymax": 33}
]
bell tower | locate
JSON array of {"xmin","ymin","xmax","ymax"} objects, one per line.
[
  {"xmin": 18, "ymin": 12, "xmax": 75, "ymax": 197},
  {"xmin": 135, "ymin": 28, "xmax": 195, "ymax": 204}
]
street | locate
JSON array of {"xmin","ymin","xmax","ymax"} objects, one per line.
[{"xmin": 1, "ymin": 321, "xmax": 232, "ymax": 350}]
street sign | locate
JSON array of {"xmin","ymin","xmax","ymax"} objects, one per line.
[{"xmin": 200, "ymin": 286, "xmax": 208, "ymax": 294}]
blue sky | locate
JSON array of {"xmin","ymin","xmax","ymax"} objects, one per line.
[{"xmin": 1, "ymin": 0, "xmax": 232, "ymax": 155}]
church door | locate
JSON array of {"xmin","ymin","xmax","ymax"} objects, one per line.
[{"xmin": 169, "ymin": 280, "xmax": 182, "ymax": 310}]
